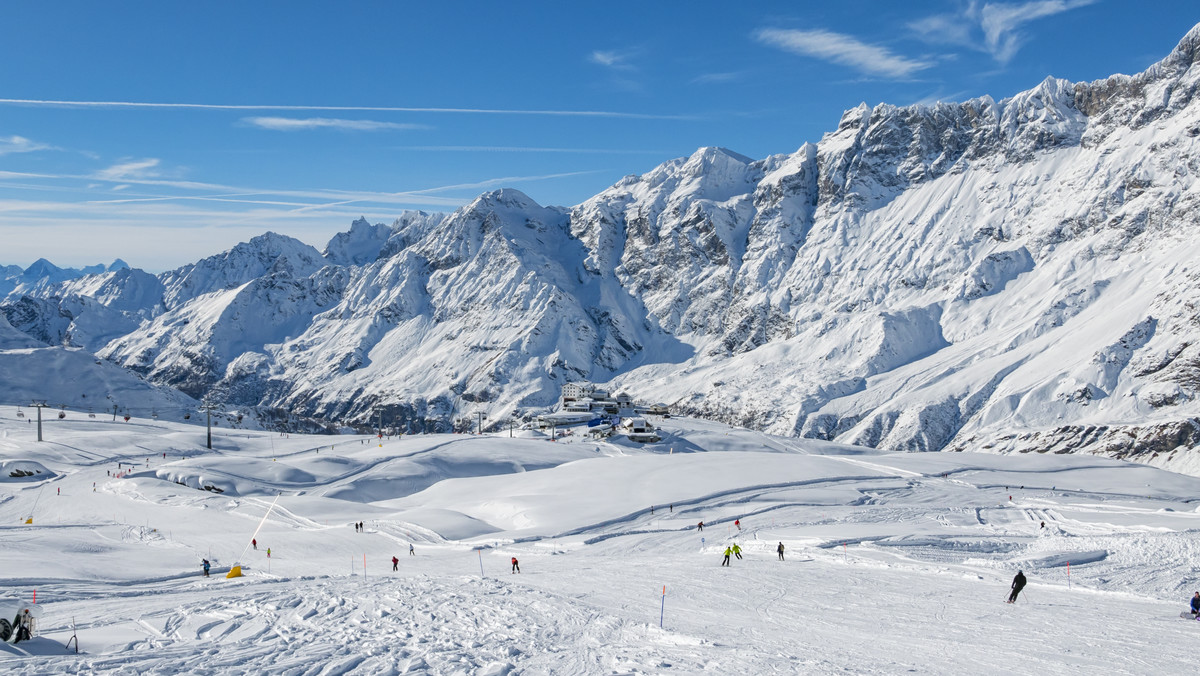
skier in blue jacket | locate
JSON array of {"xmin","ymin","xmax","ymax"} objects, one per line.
[{"xmin": 1190, "ymin": 592, "xmax": 1200, "ymax": 616}]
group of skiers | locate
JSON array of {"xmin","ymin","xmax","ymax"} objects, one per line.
[
  {"xmin": 718, "ymin": 541, "xmax": 787, "ymax": 565},
  {"xmin": 390, "ymin": 544, "xmax": 416, "ymax": 569}
]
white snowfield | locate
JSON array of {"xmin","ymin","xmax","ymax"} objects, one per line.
[{"xmin": 2, "ymin": 412, "xmax": 1200, "ymax": 674}]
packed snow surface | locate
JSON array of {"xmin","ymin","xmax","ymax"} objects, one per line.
[{"xmin": 3, "ymin": 411, "xmax": 1200, "ymax": 674}]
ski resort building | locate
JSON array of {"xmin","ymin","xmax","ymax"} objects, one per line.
[
  {"xmin": 619, "ymin": 417, "xmax": 661, "ymax": 443},
  {"xmin": 534, "ymin": 383, "xmax": 666, "ymax": 442},
  {"xmin": 557, "ymin": 382, "xmax": 645, "ymax": 415}
]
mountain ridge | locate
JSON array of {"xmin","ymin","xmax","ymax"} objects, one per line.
[{"xmin": 6, "ymin": 24, "xmax": 1200, "ymax": 473}]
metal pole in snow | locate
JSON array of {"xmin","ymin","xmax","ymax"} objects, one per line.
[
  {"xmin": 659, "ymin": 586, "xmax": 666, "ymax": 628},
  {"xmin": 364, "ymin": 553, "xmax": 367, "ymax": 580},
  {"xmin": 1067, "ymin": 562, "xmax": 1071, "ymax": 589},
  {"xmin": 477, "ymin": 549, "xmax": 485, "ymax": 578}
]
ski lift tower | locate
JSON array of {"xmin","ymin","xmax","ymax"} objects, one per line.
[
  {"xmin": 200, "ymin": 402, "xmax": 217, "ymax": 449},
  {"xmin": 475, "ymin": 411, "xmax": 487, "ymax": 435},
  {"xmin": 30, "ymin": 400, "xmax": 48, "ymax": 442}
]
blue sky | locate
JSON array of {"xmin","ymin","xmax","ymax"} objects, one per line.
[{"xmin": 2, "ymin": 1, "xmax": 1198, "ymax": 271}]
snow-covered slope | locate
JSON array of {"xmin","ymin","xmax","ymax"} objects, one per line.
[
  {"xmin": 6, "ymin": 26, "xmax": 1200, "ymax": 470},
  {"xmin": 3, "ymin": 415, "xmax": 1200, "ymax": 673}
]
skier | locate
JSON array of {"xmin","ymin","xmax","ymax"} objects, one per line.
[
  {"xmin": 722, "ymin": 547, "xmax": 732, "ymax": 566},
  {"xmin": 15, "ymin": 609, "xmax": 31, "ymax": 642},
  {"xmin": 392, "ymin": 556, "xmax": 399, "ymax": 571},
  {"xmin": 1007, "ymin": 570, "xmax": 1027, "ymax": 603},
  {"xmin": 732, "ymin": 543, "xmax": 743, "ymax": 560},
  {"xmin": 252, "ymin": 538, "xmax": 257, "ymax": 550},
  {"xmin": 409, "ymin": 543, "xmax": 415, "ymax": 556},
  {"xmin": 1040, "ymin": 521, "xmax": 1045, "ymax": 529},
  {"xmin": 777, "ymin": 542, "xmax": 785, "ymax": 561},
  {"xmin": 511, "ymin": 557, "xmax": 520, "ymax": 574},
  {"xmin": 697, "ymin": 521, "xmax": 704, "ymax": 532},
  {"xmin": 650, "ymin": 506, "xmax": 654, "ymax": 515},
  {"xmin": 734, "ymin": 519, "xmax": 741, "ymax": 530},
  {"xmin": 202, "ymin": 559, "xmax": 211, "ymax": 577},
  {"xmin": 1191, "ymin": 592, "xmax": 1200, "ymax": 617}
]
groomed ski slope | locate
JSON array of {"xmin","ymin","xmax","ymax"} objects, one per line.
[{"xmin": 2, "ymin": 412, "xmax": 1200, "ymax": 674}]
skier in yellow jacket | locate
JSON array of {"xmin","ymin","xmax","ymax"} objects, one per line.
[{"xmin": 722, "ymin": 547, "xmax": 732, "ymax": 566}]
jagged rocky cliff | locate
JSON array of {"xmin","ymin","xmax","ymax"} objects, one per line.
[{"xmin": 7, "ymin": 25, "xmax": 1200, "ymax": 472}]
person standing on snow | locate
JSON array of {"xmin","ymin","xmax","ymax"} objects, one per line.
[
  {"xmin": 732, "ymin": 543, "xmax": 743, "ymax": 560},
  {"xmin": 409, "ymin": 543, "xmax": 415, "ymax": 556},
  {"xmin": 734, "ymin": 519, "xmax": 741, "ymax": 530},
  {"xmin": 15, "ymin": 609, "xmax": 32, "ymax": 642},
  {"xmin": 722, "ymin": 547, "xmax": 732, "ymax": 566},
  {"xmin": 1190, "ymin": 592, "xmax": 1200, "ymax": 617},
  {"xmin": 392, "ymin": 556, "xmax": 399, "ymax": 571},
  {"xmin": 697, "ymin": 521, "xmax": 704, "ymax": 532},
  {"xmin": 202, "ymin": 559, "xmax": 211, "ymax": 577},
  {"xmin": 777, "ymin": 542, "xmax": 785, "ymax": 561},
  {"xmin": 511, "ymin": 557, "xmax": 520, "ymax": 574},
  {"xmin": 1007, "ymin": 570, "xmax": 1027, "ymax": 603},
  {"xmin": 252, "ymin": 538, "xmax": 257, "ymax": 550}
]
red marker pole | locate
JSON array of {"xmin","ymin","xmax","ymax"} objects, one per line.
[
  {"xmin": 659, "ymin": 586, "xmax": 666, "ymax": 628},
  {"xmin": 843, "ymin": 543, "xmax": 847, "ymax": 563}
]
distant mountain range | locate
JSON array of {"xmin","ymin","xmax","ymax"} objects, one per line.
[{"xmin": 5, "ymin": 25, "xmax": 1200, "ymax": 472}]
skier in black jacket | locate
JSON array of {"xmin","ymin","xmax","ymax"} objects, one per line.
[{"xmin": 1007, "ymin": 570, "xmax": 1027, "ymax": 603}]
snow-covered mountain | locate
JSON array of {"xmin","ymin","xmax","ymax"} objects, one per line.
[{"xmin": 7, "ymin": 25, "xmax": 1200, "ymax": 471}]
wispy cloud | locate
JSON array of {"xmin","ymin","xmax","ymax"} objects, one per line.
[
  {"xmin": 94, "ymin": 158, "xmax": 162, "ymax": 181},
  {"xmin": 690, "ymin": 72, "xmax": 743, "ymax": 85},
  {"xmin": 1, "ymin": 164, "xmax": 595, "ymax": 213},
  {"xmin": 754, "ymin": 28, "xmax": 934, "ymax": 79},
  {"xmin": 909, "ymin": 0, "xmax": 1097, "ymax": 64},
  {"xmin": 908, "ymin": 13, "xmax": 975, "ymax": 46},
  {"xmin": 589, "ymin": 50, "xmax": 636, "ymax": 71},
  {"xmin": 0, "ymin": 135, "xmax": 54, "ymax": 155},
  {"xmin": 405, "ymin": 170, "xmax": 601, "ymax": 195},
  {"xmin": 980, "ymin": 0, "xmax": 1096, "ymax": 63},
  {"xmin": 0, "ymin": 98, "xmax": 686, "ymax": 120},
  {"xmin": 243, "ymin": 117, "xmax": 430, "ymax": 132}
]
